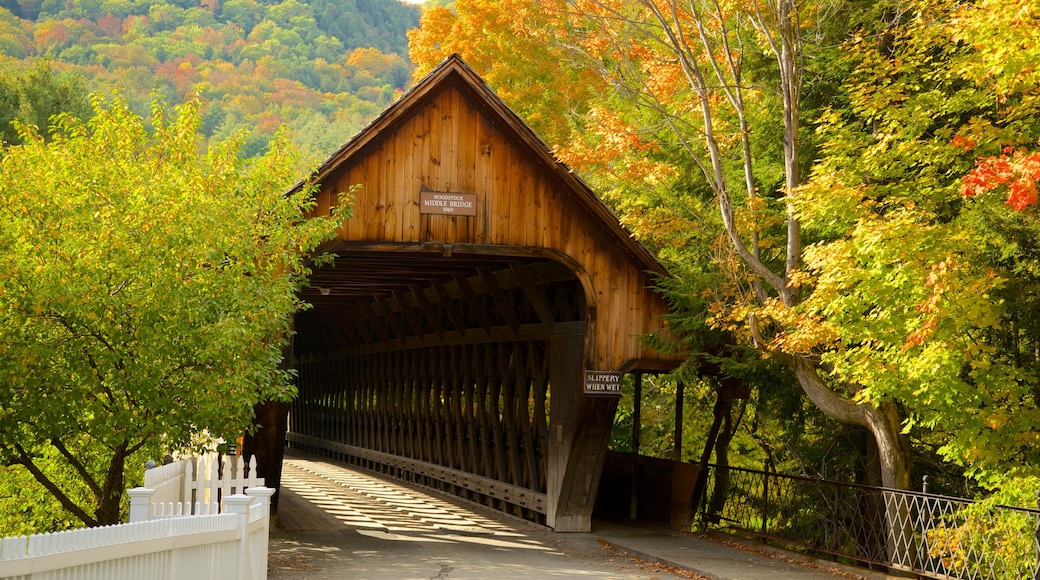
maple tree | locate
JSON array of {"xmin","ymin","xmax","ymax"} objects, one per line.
[
  {"xmin": 407, "ymin": 0, "xmax": 600, "ymax": 145},
  {"xmin": 551, "ymin": 0, "xmax": 917, "ymax": 490},
  {"xmin": 796, "ymin": 0, "xmax": 1040, "ymax": 489},
  {"xmin": 0, "ymin": 95, "xmax": 343, "ymax": 527}
]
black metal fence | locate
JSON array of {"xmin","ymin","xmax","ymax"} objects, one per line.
[{"xmin": 700, "ymin": 464, "xmax": 1040, "ymax": 580}]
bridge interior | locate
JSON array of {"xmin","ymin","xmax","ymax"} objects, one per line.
[{"xmin": 289, "ymin": 246, "xmax": 587, "ymax": 525}]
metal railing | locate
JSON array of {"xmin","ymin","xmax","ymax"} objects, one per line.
[{"xmin": 700, "ymin": 464, "xmax": 1040, "ymax": 580}]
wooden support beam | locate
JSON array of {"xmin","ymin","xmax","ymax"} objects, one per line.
[
  {"xmin": 346, "ymin": 303, "xmax": 377, "ymax": 346},
  {"xmin": 411, "ymin": 283, "xmax": 445, "ymax": 340},
  {"xmin": 363, "ymin": 300, "xmax": 394, "ymax": 347},
  {"xmin": 302, "ymin": 320, "xmax": 580, "ymax": 360},
  {"xmin": 335, "ymin": 311, "xmax": 363, "ymax": 349},
  {"xmin": 630, "ymin": 371, "xmax": 642, "ymax": 520},
  {"xmin": 432, "ymin": 279, "xmax": 469, "ymax": 334},
  {"xmin": 454, "ymin": 272, "xmax": 494, "ymax": 336},
  {"xmin": 512, "ymin": 263, "xmax": 556, "ymax": 328},
  {"xmin": 478, "ymin": 266, "xmax": 521, "ymax": 338},
  {"xmin": 393, "ymin": 289, "xmax": 427, "ymax": 338},
  {"xmin": 375, "ymin": 294, "xmax": 410, "ymax": 343},
  {"xmin": 547, "ymin": 323, "xmax": 616, "ymax": 532},
  {"xmin": 673, "ymin": 380, "xmax": 685, "ymax": 463},
  {"xmin": 313, "ymin": 317, "xmax": 347, "ymax": 354}
]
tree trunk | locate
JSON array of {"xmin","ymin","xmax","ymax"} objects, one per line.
[
  {"xmin": 788, "ymin": 356, "xmax": 910, "ymax": 490},
  {"xmin": 788, "ymin": 356, "xmax": 913, "ymax": 566},
  {"xmin": 242, "ymin": 399, "xmax": 290, "ymax": 513},
  {"xmin": 706, "ymin": 398, "xmax": 736, "ymax": 521},
  {"xmin": 95, "ymin": 441, "xmax": 129, "ymax": 526}
]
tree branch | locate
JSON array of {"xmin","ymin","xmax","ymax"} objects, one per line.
[
  {"xmin": 11, "ymin": 443, "xmax": 98, "ymax": 527},
  {"xmin": 50, "ymin": 437, "xmax": 104, "ymax": 500},
  {"xmin": 786, "ymin": 355, "xmax": 867, "ymax": 427}
]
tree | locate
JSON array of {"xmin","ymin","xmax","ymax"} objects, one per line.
[
  {"xmin": 0, "ymin": 60, "xmax": 91, "ymax": 147},
  {"xmin": 791, "ymin": 0, "xmax": 1040, "ymax": 488},
  {"xmin": 0, "ymin": 94, "xmax": 344, "ymax": 528},
  {"xmin": 554, "ymin": 0, "xmax": 914, "ymax": 489},
  {"xmin": 407, "ymin": 0, "xmax": 601, "ymax": 145}
]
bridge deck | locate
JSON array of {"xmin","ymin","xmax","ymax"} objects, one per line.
[{"xmin": 269, "ymin": 454, "xmax": 866, "ymax": 580}]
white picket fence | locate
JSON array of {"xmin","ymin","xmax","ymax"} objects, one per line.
[
  {"xmin": 137, "ymin": 453, "xmax": 264, "ymax": 518},
  {"xmin": 0, "ymin": 454, "xmax": 272, "ymax": 580}
]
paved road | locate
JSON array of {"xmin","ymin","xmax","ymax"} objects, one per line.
[
  {"xmin": 269, "ymin": 457, "xmax": 699, "ymax": 579},
  {"xmin": 268, "ymin": 456, "xmax": 868, "ymax": 580}
]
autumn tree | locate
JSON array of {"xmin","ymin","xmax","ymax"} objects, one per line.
[
  {"xmin": 407, "ymin": 0, "xmax": 601, "ymax": 145},
  {"xmin": 548, "ymin": 0, "xmax": 917, "ymax": 489},
  {"xmin": 0, "ymin": 95, "xmax": 343, "ymax": 528}
]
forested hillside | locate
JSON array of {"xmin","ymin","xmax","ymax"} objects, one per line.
[{"xmin": 0, "ymin": 0, "xmax": 420, "ymax": 165}]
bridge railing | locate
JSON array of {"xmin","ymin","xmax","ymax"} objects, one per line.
[{"xmin": 701, "ymin": 464, "xmax": 1040, "ymax": 580}]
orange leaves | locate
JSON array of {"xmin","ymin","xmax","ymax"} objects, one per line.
[
  {"xmin": 406, "ymin": 6, "xmax": 457, "ymax": 76},
  {"xmin": 902, "ymin": 258, "xmax": 952, "ymax": 350},
  {"xmin": 950, "ymin": 133, "xmax": 976, "ymax": 151},
  {"xmin": 951, "ymin": 0, "xmax": 1040, "ymax": 211},
  {"xmin": 408, "ymin": 0, "xmax": 595, "ymax": 146},
  {"xmin": 961, "ymin": 148, "xmax": 1040, "ymax": 211},
  {"xmin": 555, "ymin": 105, "xmax": 669, "ymax": 182},
  {"xmin": 640, "ymin": 52, "xmax": 689, "ymax": 104}
]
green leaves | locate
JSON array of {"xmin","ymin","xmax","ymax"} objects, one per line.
[
  {"xmin": 0, "ymin": 93, "xmax": 340, "ymax": 528},
  {"xmin": 796, "ymin": 0, "xmax": 1040, "ymax": 486}
]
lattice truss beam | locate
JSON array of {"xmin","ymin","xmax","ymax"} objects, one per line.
[{"xmin": 290, "ymin": 251, "xmax": 585, "ymax": 520}]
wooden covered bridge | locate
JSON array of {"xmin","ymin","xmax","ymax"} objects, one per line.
[{"xmin": 247, "ymin": 55, "xmax": 690, "ymax": 533}]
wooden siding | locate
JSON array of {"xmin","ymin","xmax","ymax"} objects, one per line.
[{"xmin": 308, "ymin": 79, "xmax": 677, "ymax": 371}]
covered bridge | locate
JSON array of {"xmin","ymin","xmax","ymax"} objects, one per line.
[{"xmin": 255, "ymin": 55, "xmax": 685, "ymax": 532}]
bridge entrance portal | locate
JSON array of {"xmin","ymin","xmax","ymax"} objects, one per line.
[{"xmin": 247, "ymin": 56, "xmax": 683, "ymax": 532}]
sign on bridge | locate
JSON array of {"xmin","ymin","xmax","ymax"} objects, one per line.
[
  {"xmin": 584, "ymin": 371, "xmax": 622, "ymax": 395},
  {"xmin": 420, "ymin": 190, "xmax": 478, "ymax": 216}
]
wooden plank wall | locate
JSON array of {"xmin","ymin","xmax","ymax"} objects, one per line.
[{"xmin": 310, "ymin": 83, "xmax": 674, "ymax": 371}]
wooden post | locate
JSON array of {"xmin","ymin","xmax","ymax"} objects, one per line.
[
  {"xmin": 632, "ymin": 371, "xmax": 642, "ymax": 454},
  {"xmin": 546, "ymin": 323, "xmax": 619, "ymax": 532},
  {"xmin": 630, "ymin": 371, "xmax": 642, "ymax": 520},
  {"xmin": 673, "ymin": 380, "xmax": 685, "ymax": 462},
  {"xmin": 546, "ymin": 329, "xmax": 583, "ymax": 530}
]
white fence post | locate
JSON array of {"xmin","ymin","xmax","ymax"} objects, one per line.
[
  {"xmin": 127, "ymin": 487, "xmax": 154, "ymax": 523},
  {"xmin": 245, "ymin": 486, "xmax": 275, "ymax": 580},
  {"xmin": 223, "ymin": 494, "xmax": 254, "ymax": 580}
]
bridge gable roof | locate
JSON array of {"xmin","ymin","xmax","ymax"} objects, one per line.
[
  {"xmin": 301, "ymin": 55, "xmax": 678, "ymax": 370},
  {"xmin": 308, "ymin": 54, "xmax": 664, "ymax": 277}
]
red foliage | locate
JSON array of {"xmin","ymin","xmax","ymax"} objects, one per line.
[
  {"xmin": 257, "ymin": 113, "xmax": 286, "ymax": 134},
  {"xmin": 96, "ymin": 15, "xmax": 122, "ymax": 37},
  {"xmin": 950, "ymin": 133, "xmax": 976, "ymax": 151},
  {"xmin": 961, "ymin": 148, "xmax": 1040, "ymax": 211},
  {"xmin": 35, "ymin": 22, "xmax": 71, "ymax": 51}
]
